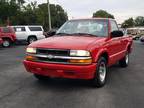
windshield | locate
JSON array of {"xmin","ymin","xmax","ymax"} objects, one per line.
[{"xmin": 56, "ymin": 19, "xmax": 108, "ymax": 37}]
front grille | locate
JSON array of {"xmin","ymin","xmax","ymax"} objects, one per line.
[
  {"xmin": 37, "ymin": 57, "xmax": 68, "ymax": 63},
  {"xmin": 37, "ymin": 49, "xmax": 69, "ymax": 56},
  {"xmin": 36, "ymin": 49, "xmax": 70, "ymax": 63}
]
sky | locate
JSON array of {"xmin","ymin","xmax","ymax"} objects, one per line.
[{"xmin": 26, "ymin": 0, "xmax": 144, "ymax": 24}]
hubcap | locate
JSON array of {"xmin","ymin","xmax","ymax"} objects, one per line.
[
  {"xmin": 3, "ymin": 41, "xmax": 9, "ymax": 47},
  {"xmin": 99, "ymin": 62, "xmax": 106, "ymax": 82},
  {"xmin": 126, "ymin": 54, "xmax": 129, "ymax": 64}
]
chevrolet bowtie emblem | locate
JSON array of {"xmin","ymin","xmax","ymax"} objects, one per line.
[{"xmin": 47, "ymin": 55, "xmax": 54, "ymax": 59}]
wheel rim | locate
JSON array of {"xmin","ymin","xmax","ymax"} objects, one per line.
[
  {"xmin": 29, "ymin": 38, "xmax": 36, "ymax": 44},
  {"xmin": 126, "ymin": 54, "xmax": 129, "ymax": 64},
  {"xmin": 99, "ymin": 62, "xmax": 106, "ymax": 82},
  {"xmin": 3, "ymin": 40, "xmax": 9, "ymax": 47}
]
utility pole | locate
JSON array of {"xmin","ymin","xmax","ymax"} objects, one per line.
[{"xmin": 47, "ymin": 0, "xmax": 52, "ymax": 30}]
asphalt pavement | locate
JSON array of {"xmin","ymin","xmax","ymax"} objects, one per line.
[{"xmin": 0, "ymin": 41, "xmax": 144, "ymax": 108}]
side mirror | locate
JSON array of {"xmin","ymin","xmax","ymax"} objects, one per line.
[{"xmin": 111, "ymin": 30, "xmax": 124, "ymax": 38}]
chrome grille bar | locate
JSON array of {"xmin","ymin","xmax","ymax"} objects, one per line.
[{"xmin": 29, "ymin": 54, "xmax": 91, "ymax": 60}]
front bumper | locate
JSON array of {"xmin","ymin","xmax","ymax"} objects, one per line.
[{"xmin": 23, "ymin": 60, "xmax": 97, "ymax": 80}]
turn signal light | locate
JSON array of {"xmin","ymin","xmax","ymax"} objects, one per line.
[
  {"xmin": 26, "ymin": 55, "xmax": 36, "ymax": 61},
  {"xmin": 69, "ymin": 59, "xmax": 92, "ymax": 64}
]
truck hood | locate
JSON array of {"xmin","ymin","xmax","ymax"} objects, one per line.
[{"xmin": 29, "ymin": 36, "xmax": 106, "ymax": 50}]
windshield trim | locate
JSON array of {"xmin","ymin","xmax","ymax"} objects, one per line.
[{"xmin": 56, "ymin": 19, "xmax": 109, "ymax": 37}]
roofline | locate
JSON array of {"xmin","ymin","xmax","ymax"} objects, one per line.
[{"xmin": 69, "ymin": 18, "xmax": 115, "ymax": 21}]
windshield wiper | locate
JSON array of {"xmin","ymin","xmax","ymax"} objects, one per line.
[
  {"xmin": 56, "ymin": 32, "xmax": 97, "ymax": 37},
  {"xmin": 56, "ymin": 33, "xmax": 72, "ymax": 36},
  {"xmin": 71, "ymin": 33, "xmax": 97, "ymax": 37}
]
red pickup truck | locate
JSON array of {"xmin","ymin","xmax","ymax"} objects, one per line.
[
  {"xmin": 23, "ymin": 18, "xmax": 133, "ymax": 87},
  {"xmin": 0, "ymin": 27, "xmax": 16, "ymax": 47}
]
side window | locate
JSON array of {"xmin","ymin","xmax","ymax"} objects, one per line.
[
  {"xmin": 28, "ymin": 27, "xmax": 42, "ymax": 31},
  {"xmin": 2, "ymin": 27, "xmax": 11, "ymax": 33},
  {"xmin": 110, "ymin": 21, "xmax": 118, "ymax": 32},
  {"xmin": 21, "ymin": 27, "xmax": 26, "ymax": 31},
  {"xmin": 15, "ymin": 27, "xmax": 26, "ymax": 32}
]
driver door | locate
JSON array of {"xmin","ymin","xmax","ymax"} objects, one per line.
[{"xmin": 107, "ymin": 20, "xmax": 123, "ymax": 64}]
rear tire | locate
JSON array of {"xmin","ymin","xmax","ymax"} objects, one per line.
[
  {"xmin": 91, "ymin": 57, "xmax": 107, "ymax": 88},
  {"xmin": 119, "ymin": 52, "xmax": 129, "ymax": 68},
  {"xmin": 2, "ymin": 39, "xmax": 11, "ymax": 47},
  {"xmin": 28, "ymin": 37, "xmax": 37, "ymax": 44},
  {"xmin": 34, "ymin": 74, "xmax": 50, "ymax": 81}
]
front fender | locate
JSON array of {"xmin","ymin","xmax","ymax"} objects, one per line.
[
  {"xmin": 2, "ymin": 36, "xmax": 13, "ymax": 41},
  {"xmin": 92, "ymin": 48, "xmax": 109, "ymax": 63},
  {"xmin": 126, "ymin": 41, "xmax": 133, "ymax": 53}
]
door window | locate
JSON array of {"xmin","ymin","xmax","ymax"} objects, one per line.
[
  {"xmin": 14, "ymin": 27, "xmax": 26, "ymax": 32},
  {"xmin": 2, "ymin": 27, "xmax": 11, "ymax": 33},
  {"xmin": 110, "ymin": 21, "xmax": 118, "ymax": 32},
  {"xmin": 28, "ymin": 27, "xmax": 42, "ymax": 31}
]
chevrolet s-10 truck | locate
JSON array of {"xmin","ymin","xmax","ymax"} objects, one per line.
[{"xmin": 23, "ymin": 18, "xmax": 133, "ymax": 87}]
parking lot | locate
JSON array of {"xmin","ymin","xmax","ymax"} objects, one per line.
[{"xmin": 0, "ymin": 41, "xmax": 144, "ymax": 108}]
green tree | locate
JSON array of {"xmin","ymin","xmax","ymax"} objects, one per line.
[
  {"xmin": 93, "ymin": 10, "xmax": 114, "ymax": 19},
  {"xmin": 36, "ymin": 3, "xmax": 68, "ymax": 30},
  {"xmin": 18, "ymin": 2, "xmax": 37, "ymax": 25},
  {"xmin": 0, "ymin": 0, "xmax": 68, "ymax": 30},
  {"xmin": 121, "ymin": 18, "xmax": 135, "ymax": 28},
  {"xmin": 0, "ymin": 0, "xmax": 19, "ymax": 25},
  {"xmin": 135, "ymin": 16, "xmax": 144, "ymax": 26}
]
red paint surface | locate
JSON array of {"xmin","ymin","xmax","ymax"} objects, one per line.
[
  {"xmin": 0, "ymin": 27, "xmax": 16, "ymax": 42},
  {"xmin": 24, "ymin": 60, "xmax": 97, "ymax": 79}
]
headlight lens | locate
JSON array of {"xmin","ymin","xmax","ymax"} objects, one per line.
[
  {"xmin": 26, "ymin": 48, "xmax": 36, "ymax": 54},
  {"xmin": 70, "ymin": 50, "xmax": 90, "ymax": 57}
]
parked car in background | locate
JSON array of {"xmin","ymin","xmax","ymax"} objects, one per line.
[
  {"xmin": 12, "ymin": 25, "xmax": 45, "ymax": 44},
  {"xmin": 0, "ymin": 38, "xmax": 3, "ymax": 46},
  {"xmin": 140, "ymin": 36, "xmax": 144, "ymax": 43},
  {"xmin": 24, "ymin": 18, "xmax": 133, "ymax": 88},
  {"xmin": 133, "ymin": 34, "xmax": 143, "ymax": 40},
  {"xmin": 126, "ymin": 27, "xmax": 144, "ymax": 40},
  {"xmin": 0, "ymin": 27, "xmax": 16, "ymax": 47},
  {"xmin": 126, "ymin": 28, "xmax": 139, "ymax": 35}
]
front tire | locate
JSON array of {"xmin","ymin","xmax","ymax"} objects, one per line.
[
  {"xmin": 2, "ymin": 39, "xmax": 11, "ymax": 47},
  {"xmin": 28, "ymin": 37, "xmax": 37, "ymax": 44},
  {"xmin": 119, "ymin": 52, "xmax": 129, "ymax": 68},
  {"xmin": 91, "ymin": 57, "xmax": 107, "ymax": 88}
]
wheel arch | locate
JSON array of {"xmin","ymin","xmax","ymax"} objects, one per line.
[
  {"xmin": 2, "ymin": 37, "xmax": 12, "ymax": 41},
  {"xmin": 100, "ymin": 52, "xmax": 109, "ymax": 64},
  {"xmin": 94, "ymin": 50, "xmax": 109, "ymax": 65},
  {"xmin": 27, "ymin": 35, "xmax": 37, "ymax": 41},
  {"xmin": 126, "ymin": 43, "xmax": 132, "ymax": 53}
]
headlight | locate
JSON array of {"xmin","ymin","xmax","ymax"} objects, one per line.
[
  {"xmin": 70, "ymin": 50, "xmax": 90, "ymax": 57},
  {"xmin": 26, "ymin": 48, "xmax": 36, "ymax": 54}
]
